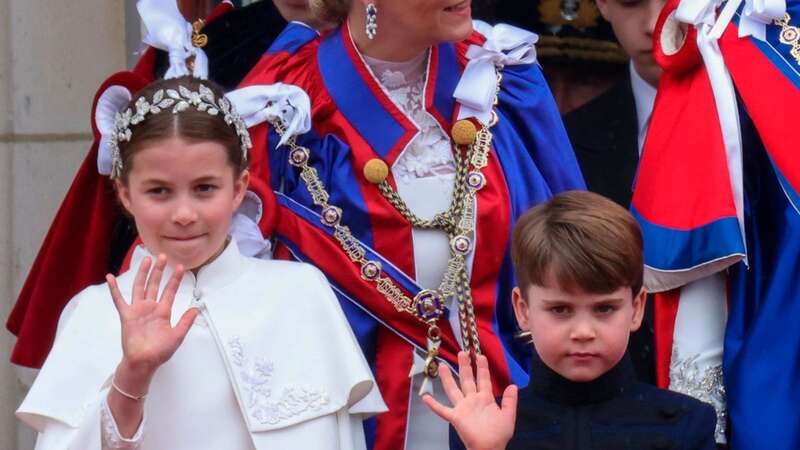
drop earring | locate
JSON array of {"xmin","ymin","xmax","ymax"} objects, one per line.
[{"xmin": 366, "ymin": 3, "xmax": 378, "ymax": 40}]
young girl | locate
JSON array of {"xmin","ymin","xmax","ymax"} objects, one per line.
[{"xmin": 17, "ymin": 76, "xmax": 385, "ymax": 450}]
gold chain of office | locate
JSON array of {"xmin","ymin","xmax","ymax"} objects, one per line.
[{"xmin": 271, "ymin": 69, "xmax": 502, "ymax": 381}]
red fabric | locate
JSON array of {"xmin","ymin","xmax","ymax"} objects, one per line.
[
  {"xmin": 653, "ymin": 1, "xmax": 701, "ymax": 75},
  {"xmin": 373, "ymin": 330, "xmax": 413, "ymax": 450},
  {"xmin": 653, "ymin": 289, "xmax": 681, "ymax": 388},
  {"xmin": 7, "ymin": 72, "xmax": 151, "ymax": 368},
  {"xmin": 243, "ymin": 26, "xmax": 514, "ymax": 393},
  {"xmin": 6, "ymin": 1, "xmax": 238, "ymax": 368},
  {"xmin": 469, "ymin": 143, "xmax": 513, "ymax": 394},
  {"xmin": 274, "ymin": 204, "xmax": 463, "ymax": 364},
  {"xmin": 633, "ymin": 0, "xmax": 738, "ymax": 230},
  {"xmin": 720, "ymin": 24, "xmax": 800, "ymax": 195},
  {"xmin": 340, "ymin": 22, "xmax": 417, "ymax": 168}
]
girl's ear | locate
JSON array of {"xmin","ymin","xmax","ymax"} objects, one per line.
[
  {"xmin": 232, "ymin": 169, "xmax": 250, "ymax": 211},
  {"xmin": 115, "ymin": 179, "xmax": 134, "ymax": 215}
]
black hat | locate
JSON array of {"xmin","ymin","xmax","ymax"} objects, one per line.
[{"xmin": 481, "ymin": 0, "xmax": 627, "ymax": 64}]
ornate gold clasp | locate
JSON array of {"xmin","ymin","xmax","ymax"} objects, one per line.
[{"xmin": 191, "ymin": 19, "xmax": 208, "ymax": 48}]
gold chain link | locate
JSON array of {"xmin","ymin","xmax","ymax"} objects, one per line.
[{"xmin": 271, "ymin": 68, "xmax": 503, "ymax": 372}]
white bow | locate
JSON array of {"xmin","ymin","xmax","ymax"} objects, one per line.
[
  {"xmin": 738, "ymin": 0, "xmax": 786, "ymax": 40},
  {"xmin": 137, "ymin": 0, "xmax": 209, "ymax": 79},
  {"xmin": 677, "ymin": 0, "xmax": 785, "ymax": 41},
  {"xmin": 230, "ymin": 191, "xmax": 272, "ymax": 260},
  {"xmin": 226, "ymin": 84, "xmax": 312, "ymax": 147},
  {"xmin": 95, "ymin": 85, "xmax": 133, "ymax": 176},
  {"xmin": 454, "ymin": 21, "xmax": 538, "ymax": 123}
]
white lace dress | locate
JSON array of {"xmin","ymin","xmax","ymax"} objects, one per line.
[{"xmin": 362, "ymin": 51, "xmax": 471, "ymax": 450}]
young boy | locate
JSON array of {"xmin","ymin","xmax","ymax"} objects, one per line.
[{"xmin": 423, "ymin": 191, "xmax": 716, "ymax": 450}]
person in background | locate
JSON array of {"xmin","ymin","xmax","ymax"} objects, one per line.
[
  {"xmin": 478, "ymin": 0, "xmax": 629, "ymax": 115},
  {"xmin": 239, "ymin": 0, "xmax": 585, "ymax": 447},
  {"xmin": 273, "ymin": 0, "xmax": 330, "ymax": 28},
  {"xmin": 564, "ymin": 0, "xmax": 664, "ymax": 209},
  {"xmin": 558, "ymin": 0, "xmax": 666, "ymax": 388}
]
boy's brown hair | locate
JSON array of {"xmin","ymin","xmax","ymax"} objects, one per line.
[{"xmin": 511, "ymin": 190, "xmax": 643, "ymax": 296}]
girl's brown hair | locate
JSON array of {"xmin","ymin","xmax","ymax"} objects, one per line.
[
  {"xmin": 116, "ymin": 76, "xmax": 246, "ymax": 182},
  {"xmin": 511, "ymin": 190, "xmax": 644, "ymax": 297}
]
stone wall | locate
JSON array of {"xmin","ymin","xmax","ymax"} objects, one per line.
[{"xmin": 0, "ymin": 1, "xmax": 127, "ymax": 448}]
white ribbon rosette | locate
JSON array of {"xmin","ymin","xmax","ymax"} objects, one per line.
[
  {"xmin": 95, "ymin": 86, "xmax": 134, "ymax": 176},
  {"xmin": 137, "ymin": 0, "xmax": 210, "ymax": 79},
  {"xmin": 225, "ymin": 83, "xmax": 313, "ymax": 147},
  {"xmin": 225, "ymin": 83, "xmax": 313, "ymax": 258},
  {"xmin": 454, "ymin": 21, "xmax": 538, "ymax": 123}
]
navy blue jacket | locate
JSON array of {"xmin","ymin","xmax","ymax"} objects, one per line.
[{"xmin": 453, "ymin": 354, "xmax": 716, "ymax": 449}]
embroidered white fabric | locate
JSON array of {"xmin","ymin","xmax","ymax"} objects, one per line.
[
  {"xmin": 669, "ymin": 348, "xmax": 727, "ymax": 443},
  {"xmin": 362, "ymin": 52, "xmax": 456, "ymax": 184},
  {"xmin": 228, "ymin": 336, "xmax": 330, "ymax": 426},
  {"xmin": 100, "ymin": 395, "xmax": 144, "ymax": 450},
  {"xmin": 670, "ymin": 274, "xmax": 728, "ymax": 443}
]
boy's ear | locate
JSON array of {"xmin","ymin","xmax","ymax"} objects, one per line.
[
  {"xmin": 115, "ymin": 179, "xmax": 133, "ymax": 215},
  {"xmin": 630, "ymin": 287, "xmax": 647, "ymax": 332},
  {"xmin": 512, "ymin": 287, "xmax": 531, "ymax": 331}
]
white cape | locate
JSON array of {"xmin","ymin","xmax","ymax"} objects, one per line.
[{"xmin": 18, "ymin": 239, "xmax": 386, "ymax": 449}]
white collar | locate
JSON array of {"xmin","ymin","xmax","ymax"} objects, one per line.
[
  {"xmin": 130, "ymin": 238, "xmax": 246, "ymax": 294},
  {"xmin": 629, "ymin": 62, "xmax": 657, "ymax": 155}
]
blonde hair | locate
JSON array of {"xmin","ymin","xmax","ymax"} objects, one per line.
[{"xmin": 310, "ymin": 0, "xmax": 352, "ymax": 25}]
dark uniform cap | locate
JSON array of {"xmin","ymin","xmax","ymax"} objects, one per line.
[{"xmin": 486, "ymin": 0, "xmax": 627, "ymax": 64}]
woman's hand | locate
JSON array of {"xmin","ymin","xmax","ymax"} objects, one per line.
[
  {"xmin": 422, "ymin": 351, "xmax": 518, "ymax": 450},
  {"xmin": 107, "ymin": 255, "xmax": 198, "ymax": 379}
]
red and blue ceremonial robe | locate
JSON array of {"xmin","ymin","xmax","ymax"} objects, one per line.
[
  {"xmin": 240, "ymin": 22, "xmax": 584, "ymax": 449},
  {"xmin": 4, "ymin": 1, "xmax": 292, "ymax": 370},
  {"xmin": 633, "ymin": 1, "xmax": 800, "ymax": 447}
]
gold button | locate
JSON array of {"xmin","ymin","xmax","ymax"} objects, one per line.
[
  {"xmin": 363, "ymin": 159, "xmax": 389, "ymax": 184},
  {"xmin": 452, "ymin": 119, "xmax": 477, "ymax": 146}
]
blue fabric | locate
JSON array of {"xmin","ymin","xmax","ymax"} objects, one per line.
[
  {"xmin": 724, "ymin": 104, "xmax": 800, "ymax": 449},
  {"xmin": 272, "ymin": 127, "xmax": 378, "ymax": 249},
  {"xmin": 317, "ymin": 31, "xmax": 410, "ymax": 159},
  {"xmin": 491, "ymin": 61, "xmax": 586, "ymax": 386},
  {"xmin": 268, "ymin": 29, "xmax": 584, "ymax": 438},
  {"xmin": 768, "ymin": 153, "xmax": 800, "ymax": 217},
  {"xmin": 735, "ymin": 4, "xmax": 800, "ymax": 91},
  {"xmin": 265, "ymin": 22, "xmax": 318, "ymax": 56},
  {"xmin": 631, "ymin": 209, "xmax": 745, "ymax": 271},
  {"xmin": 274, "ymin": 193, "xmax": 432, "ymax": 300},
  {"xmin": 432, "ymin": 44, "xmax": 460, "ymax": 124}
]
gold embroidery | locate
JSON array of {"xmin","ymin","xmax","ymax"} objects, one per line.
[{"xmin": 775, "ymin": 13, "xmax": 800, "ymax": 66}]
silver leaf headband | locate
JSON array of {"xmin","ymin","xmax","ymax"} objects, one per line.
[{"xmin": 108, "ymin": 83, "xmax": 252, "ymax": 179}]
